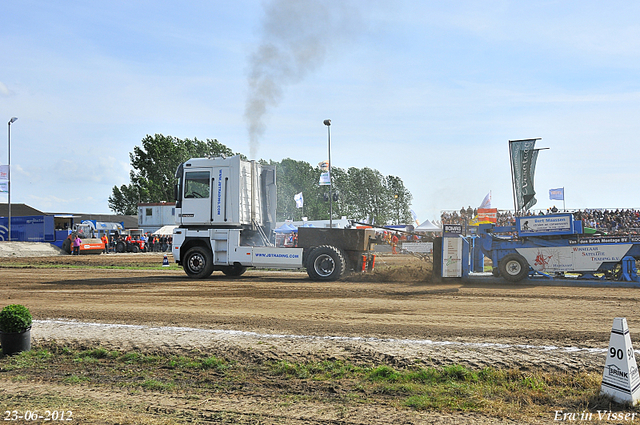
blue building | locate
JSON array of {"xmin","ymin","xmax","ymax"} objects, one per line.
[{"xmin": 0, "ymin": 203, "xmax": 137, "ymax": 247}]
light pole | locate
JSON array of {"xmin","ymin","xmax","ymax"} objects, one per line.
[
  {"xmin": 7, "ymin": 117, "xmax": 17, "ymax": 241},
  {"xmin": 323, "ymin": 119, "xmax": 332, "ymax": 228},
  {"xmin": 394, "ymin": 194, "xmax": 399, "ymax": 224}
]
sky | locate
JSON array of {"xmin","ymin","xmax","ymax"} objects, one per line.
[{"xmin": 1, "ymin": 0, "xmax": 640, "ymax": 222}]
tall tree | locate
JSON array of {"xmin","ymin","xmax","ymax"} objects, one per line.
[
  {"xmin": 109, "ymin": 134, "xmax": 235, "ymax": 214},
  {"xmin": 385, "ymin": 175, "xmax": 413, "ymax": 225},
  {"xmin": 271, "ymin": 158, "xmax": 413, "ymax": 225}
]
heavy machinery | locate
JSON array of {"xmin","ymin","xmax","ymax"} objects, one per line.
[
  {"xmin": 171, "ymin": 155, "xmax": 376, "ymax": 280},
  {"xmin": 114, "ymin": 229, "xmax": 148, "ymax": 253},
  {"xmin": 443, "ymin": 213, "xmax": 640, "ymax": 283},
  {"xmin": 61, "ymin": 223, "xmax": 104, "ymax": 255}
]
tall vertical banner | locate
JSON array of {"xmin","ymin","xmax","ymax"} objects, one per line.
[
  {"xmin": 509, "ymin": 139, "xmax": 540, "ymax": 212},
  {"xmin": 0, "ymin": 165, "xmax": 8, "ymax": 193}
]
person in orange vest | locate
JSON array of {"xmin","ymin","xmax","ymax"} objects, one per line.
[
  {"xmin": 391, "ymin": 233, "xmax": 399, "ymax": 254},
  {"xmin": 101, "ymin": 234, "xmax": 109, "ymax": 254}
]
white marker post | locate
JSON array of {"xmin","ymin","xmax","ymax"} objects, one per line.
[{"xmin": 601, "ymin": 318, "xmax": 640, "ymax": 405}]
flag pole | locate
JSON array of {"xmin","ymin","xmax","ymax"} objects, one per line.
[{"xmin": 562, "ymin": 187, "xmax": 566, "ymax": 212}]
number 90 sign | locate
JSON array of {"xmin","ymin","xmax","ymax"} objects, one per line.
[{"xmin": 610, "ymin": 347, "xmax": 636, "ymax": 360}]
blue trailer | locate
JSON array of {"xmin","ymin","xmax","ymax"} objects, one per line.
[
  {"xmin": 0, "ymin": 215, "xmax": 71, "ymax": 248},
  {"xmin": 443, "ymin": 214, "xmax": 640, "ymax": 283}
]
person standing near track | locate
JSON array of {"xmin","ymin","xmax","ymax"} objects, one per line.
[
  {"xmin": 391, "ymin": 233, "xmax": 399, "ymax": 255},
  {"xmin": 101, "ymin": 234, "xmax": 109, "ymax": 254},
  {"xmin": 72, "ymin": 234, "xmax": 82, "ymax": 255}
]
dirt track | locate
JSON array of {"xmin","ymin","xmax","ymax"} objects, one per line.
[
  {"xmin": 1, "ymin": 252, "xmax": 639, "ymax": 423},
  {"xmin": 1, "ymin": 253, "xmax": 636, "ymax": 370}
]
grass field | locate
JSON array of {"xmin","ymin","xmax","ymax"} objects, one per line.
[{"xmin": 1, "ymin": 342, "xmax": 633, "ymax": 424}]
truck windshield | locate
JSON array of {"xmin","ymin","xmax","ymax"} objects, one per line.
[{"xmin": 184, "ymin": 171, "xmax": 210, "ymax": 199}]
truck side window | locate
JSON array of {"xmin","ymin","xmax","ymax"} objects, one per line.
[{"xmin": 184, "ymin": 171, "xmax": 210, "ymax": 199}]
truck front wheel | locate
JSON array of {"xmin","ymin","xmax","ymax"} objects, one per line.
[
  {"xmin": 183, "ymin": 246, "xmax": 214, "ymax": 279},
  {"xmin": 499, "ymin": 253, "xmax": 529, "ymax": 282},
  {"xmin": 306, "ymin": 245, "xmax": 346, "ymax": 281}
]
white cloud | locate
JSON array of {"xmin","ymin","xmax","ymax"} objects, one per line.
[{"xmin": 0, "ymin": 82, "xmax": 13, "ymax": 97}]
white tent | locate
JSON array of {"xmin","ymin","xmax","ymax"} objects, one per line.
[
  {"xmin": 415, "ymin": 219, "xmax": 441, "ymax": 232},
  {"xmin": 153, "ymin": 225, "xmax": 178, "ymax": 236}
]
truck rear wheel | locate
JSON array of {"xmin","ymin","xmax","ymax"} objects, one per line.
[
  {"xmin": 116, "ymin": 241, "xmax": 126, "ymax": 253},
  {"xmin": 499, "ymin": 253, "xmax": 529, "ymax": 282},
  {"xmin": 306, "ymin": 245, "xmax": 346, "ymax": 281},
  {"xmin": 183, "ymin": 246, "xmax": 214, "ymax": 279},
  {"xmin": 222, "ymin": 263, "xmax": 247, "ymax": 277}
]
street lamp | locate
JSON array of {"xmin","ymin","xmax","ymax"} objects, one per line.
[
  {"xmin": 7, "ymin": 117, "xmax": 17, "ymax": 241},
  {"xmin": 394, "ymin": 194, "xmax": 399, "ymax": 224},
  {"xmin": 323, "ymin": 119, "xmax": 332, "ymax": 228}
]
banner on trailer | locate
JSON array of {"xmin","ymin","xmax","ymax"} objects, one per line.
[
  {"xmin": 516, "ymin": 244, "xmax": 633, "ymax": 273},
  {"xmin": 442, "ymin": 237, "xmax": 462, "ymax": 277},
  {"xmin": 510, "ymin": 139, "xmax": 539, "ymax": 211},
  {"xmin": 517, "ymin": 214, "xmax": 573, "ymax": 236}
]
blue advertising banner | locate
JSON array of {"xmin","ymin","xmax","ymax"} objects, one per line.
[{"xmin": 517, "ymin": 214, "xmax": 574, "ymax": 237}]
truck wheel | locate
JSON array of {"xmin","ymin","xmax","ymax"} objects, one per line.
[
  {"xmin": 222, "ymin": 264, "xmax": 247, "ymax": 277},
  {"xmin": 499, "ymin": 253, "xmax": 529, "ymax": 282},
  {"xmin": 131, "ymin": 244, "xmax": 140, "ymax": 253},
  {"xmin": 306, "ymin": 245, "xmax": 346, "ymax": 281},
  {"xmin": 183, "ymin": 246, "xmax": 214, "ymax": 279},
  {"xmin": 116, "ymin": 241, "xmax": 126, "ymax": 253}
]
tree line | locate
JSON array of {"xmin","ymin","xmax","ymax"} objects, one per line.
[{"xmin": 109, "ymin": 134, "xmax": 413, "ymax": 225}]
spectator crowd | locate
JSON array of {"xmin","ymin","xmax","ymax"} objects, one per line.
[{"xmin": 441, "ymin": 208, "xmax": 640, "ymax": 235}]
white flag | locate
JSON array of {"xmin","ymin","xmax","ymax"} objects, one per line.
[
  {"xmin": 319, "ymin": 172, "xmax": 330, "ymax": 186},
  {"xmin": 410, "ymin": 209, "xmax": 419, "ymax": 226},
  {"xmin": 294, "ymin": 192, "xmax": 303, "ymax": 208}
]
